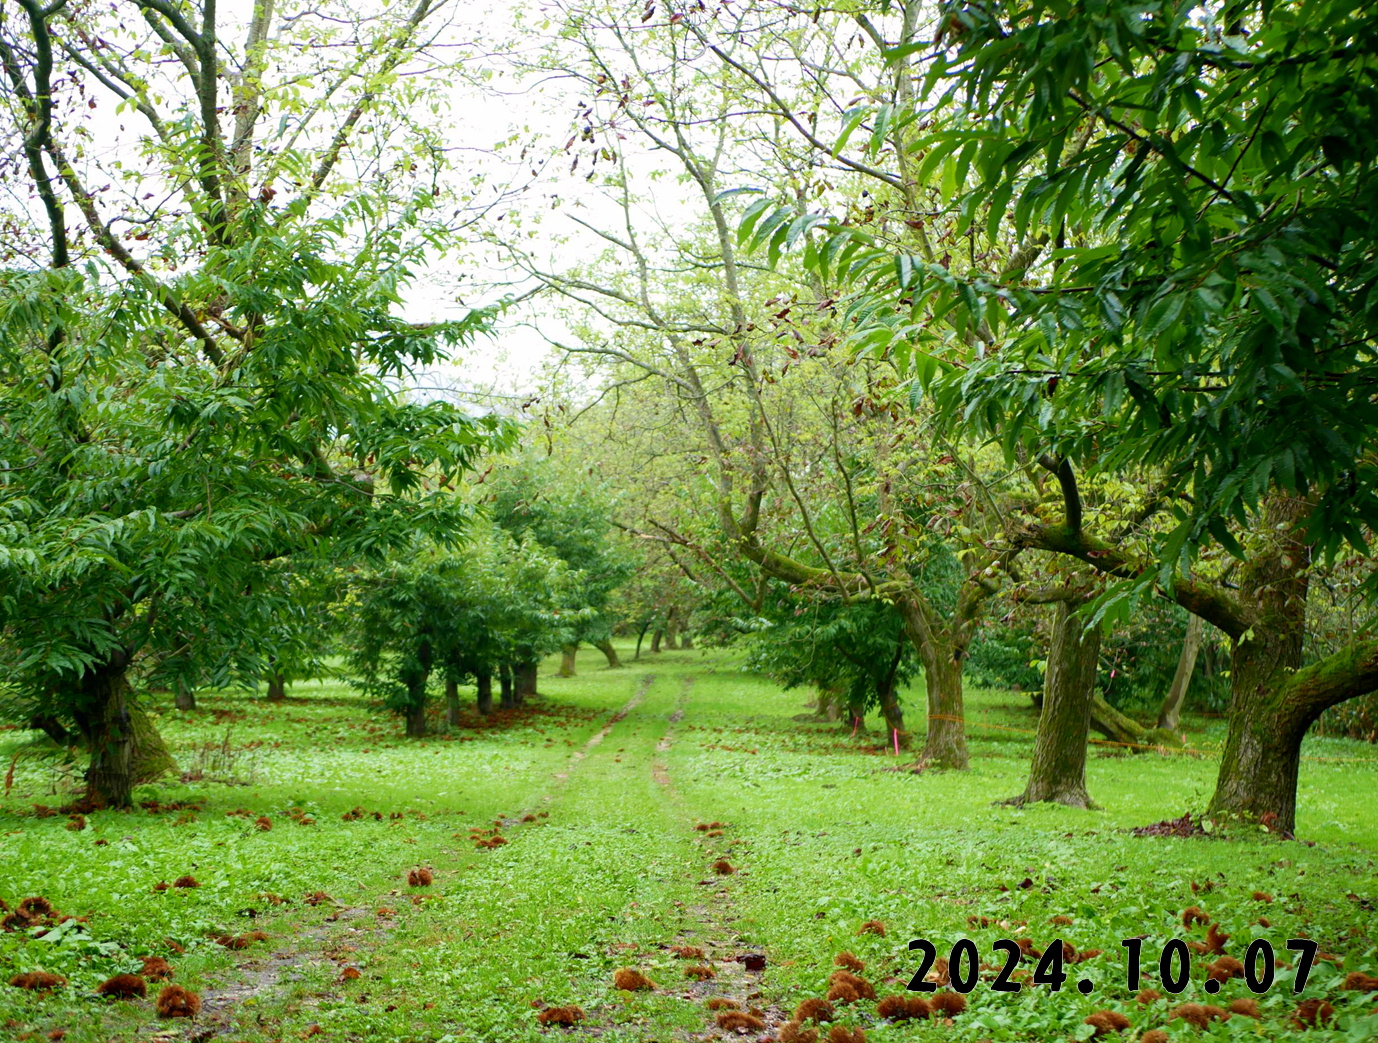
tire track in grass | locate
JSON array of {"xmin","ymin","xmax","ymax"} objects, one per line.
[
  {"xmin": 547, "ymin": 673, "xmax": 655, "ymax": 790},
  {"xmin": 651, "ymin": 675, "xmax": 787, "ymax": 1039},
  {"xmin": 194, "ymin": 678, "xmax": 655, "ymax": 1039}
]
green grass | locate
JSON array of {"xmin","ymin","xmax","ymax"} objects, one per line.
[{"xmin": 2, "ymin": 646, "xmax": 1377, "ymax": 1041}]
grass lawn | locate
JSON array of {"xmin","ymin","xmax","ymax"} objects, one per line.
[{"xmin": 2, "ymin": 646, "xmax": 1376, "ymax": 1041}]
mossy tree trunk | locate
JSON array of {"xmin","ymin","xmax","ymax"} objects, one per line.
[
  {"xmin": 499, "ymin": 664, "xmax": 515, "ymax": 709},
  {"xmin": 664, "ymin": 607, "xmax": 680, "ymax": 650},
  {"xmin": 1158, "ymin": 613, "xmax": 1203, "ymax": 732},
  {"xmin": 475, "ymin": 671, "xmax": 493, "ymax": 715},
  {"xmin": 72, "ymin": 656, "xmax": 174, "ymax": 808},
  {"xmin": 650, "ymin": 628, "xmax": 663, "ymax": 653},
  {"xmin": 265, "ymin": 670, "xmax": 286, "ymax": 702},
  {"xmin": 1012, "ymin": 597, "xmax": 1100, "ymax": 808},
  {"xmin": 595, "ymin": 638, "xmax": 622, "ymax": 668},
  {"xmin": 1016, "ymin": 494, "xmax": 1378, "ymax": 834},
  {"xmin": 174, "ymin": 678, "xmax": 196, "ymax": 711},
  {"xmin": 559, "ymin": 644, "xmax": 578, "ymax": 677}
]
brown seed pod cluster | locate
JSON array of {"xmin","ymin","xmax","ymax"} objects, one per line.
[
  {"xmin": 96, "ymin": 974, "xmax": 147, "ymax": 1000},
  {"xmin": 407, "ymin": 868, "xmax": 433, "ymax": 887},
  {"xmin": 794, "ymin": 998, "xmax": 835, "ymax": 1024},
  {"xmin": 140, "ymin": 956, "xmax": 174, "ymax": 981},
  {"xmin": 833, "ymin": 952, "xmax": 864, "ymax": 972},
  {"xmin": 9, "ymin": 971, "xmax": 66, "ymax": 992},
  {"xmin": 706, "ymin": 998, "xmax": 739, "ymax": 1011},
  {"xmin": 1168, "ymin": 1002, "xmax": 1229, "ymax": 1028},
  {"xmin": 711, "ymin": 859, "xmax": 735, "ymax": 875},
  {"xmin": 671, "ymin": 945, "xmax": 705, "ymax": 959},
  {"xmin": 1083, "ymin": 1010, "xmax": 1131, "ymax": 1037},
  {"xmin": 778, "ymin": 1021, "xmax": 818, "ymax": 1043},
  {"xmin": 155, "ymin": 985, "xmax": 201, "ymax": 1018},
  {"xmin": 876, "ymin": 995, "xmax": 930, "ymax": 1020},
  {"xmin": 213, "ymin": 930, "xmax": 269, "ymax": 950},
  {"xmin": 855, "ymin": 920, "xmax": 886, "ymax": 937},
  {"xmin": 716, "ymin": 1010, "xmax": 765, "ymax": 1032},
  {"xmin": 537, "ymin": 1005, "xmax": 585, "ymax": 1026},
  {"xmin": 1205, "ymin": 955, "xmax": 1244, "ymax": 982},
  {"xmin": 1291, "ymin": 997, "xmax": 1335, "ymax": 1028},
  {"xmin": 1181, "ymin": 906, "xmax": 1209, "ymax": 927},
  {"xmin": 2, "ymin": 896, "xmax": 67, "ymax": 934},
  {"xmin": 612, "ymin": 968, "xmax": 654, "ymax": 991},
  {"xmin": 827, "ymin": 970, "xmax": 875, "ymax": 1002},
  {"xmin": 684, "ymin": 964, "xmax": 715, "ymax": 980},
  {"xmin": 826, "ymin": 1026, "xmax": 865, "ymax": 1043},
  {"xmin": 930, "ymin": 991, "xmax": 967, "ymax": 1018},
  {"xmin": 1344, "ymin": 972, "xmax": 1378, "ymax": 992}
]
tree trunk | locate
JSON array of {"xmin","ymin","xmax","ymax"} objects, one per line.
[
  {"xmin": 876, "ymin": 680, "xmax": 907, "ymax": 749},
  {"xmin": 76, "ymin": 661, "xmax": 175, "ymax": 809},
  {"xmin": 446, "ymin": 676, "xmax": 461, "ymax": 726},
  {"xmin": 876, "ymin": 643, "xmax": 908, "ymax": 748},
  {"xmin": 664, "ymin": 607, "xmax": 680, "ymax": 650},
  {"xmin": 1206, "ymin": 498, "xmax": 1310, "ymax": 833},
  {"xmin": 559, "ymin": 644, "xmax": 578, "ymax": 677},
  {"xmin": 1158, "ymin": 613, "xmax": 1204, "ymax": 731},
  {"xmin": 476, "ymin": 671, "xmax": 493, "ymax": 715},
  {"xmin": 405, "ymin": 698, "xmax": 427, "ymax": 738},
  {"xmin": 595, "ymin": 638, "xmax": 622, "ymax": 668},
  {"xmin": 499, "ymin": 664, "xmax": 515, "ymax": 709},
  {"xmin": 1012, "ymin": 600, "xmax": 1100, "ymax": 808},
  {"xmin": 651, "ymin": 628, "xmax": 663, "ymax": 653},
  {"xmin": 174, "ymin": 678, "xmax": 196, "ymax": 711},
  {"xmin": 680, "ymin": 632, "xmax": 694, "ymax": 649},
  {"xmin": 515, "ymin": 660, "xmax": 538, "ymax": 703},
  {"xmin": 402, "ymin": 642, "xmax": 432, "ymax": 738},
  {"xmin": 920, "ymin": 654, "xmax": 969, "ymax": 769},
  {"xmin": 635, "ymin": 623, "xmax": 649, "ymax": 660},
  {"xmin": 265, "ymin": 671, "xmax": 286, "ymax": 702},
  {"xmin": 815, "ymin": 685, "xmax": 844, "ymax": 722}
]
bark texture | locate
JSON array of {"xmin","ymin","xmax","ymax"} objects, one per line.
[
  {"xmin": 475, "ymin": 671, "xmax": 493, "ymax": 715},
  {"xmin": 1012, "ymin": 600, "xmax": 1100, "ymax": 808},
  {"xmin": 75, "ymin": 662, "xmax": 175, "ymax": 808},
  {"xmin": 174, "ymin": 678, "xmax": 196, "ymax": 711}
]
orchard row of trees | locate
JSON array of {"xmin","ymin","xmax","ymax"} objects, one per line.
[
  {"xmin": 4, "ymin": 0, "xmax": 1376, "ymax": 838},
  {"xmin": 487, "ymin": 0, "xmax": 1378, "ymax": 835}
]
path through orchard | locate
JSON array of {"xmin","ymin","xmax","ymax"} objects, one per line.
[
  {"xmin": 196, "ymin": 665, "xmax": 780, "ymax": 1041},
  {"xmin": 3, "ymin": 648, "xmax": 1378, "ymax": 1042}
]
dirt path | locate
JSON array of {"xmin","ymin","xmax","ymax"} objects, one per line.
[
  {"xmin": 649, "ymin": 675, "xmax": 790, "ymax": 1038},
  {"xmin": 190, "ymin": 677, "xmax": 658, "ymax": 1039}
]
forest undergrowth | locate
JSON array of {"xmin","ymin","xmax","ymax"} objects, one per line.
[{"xmin": 2, "ymin": 646, "xmax": 1376, "ymax": 1042}]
